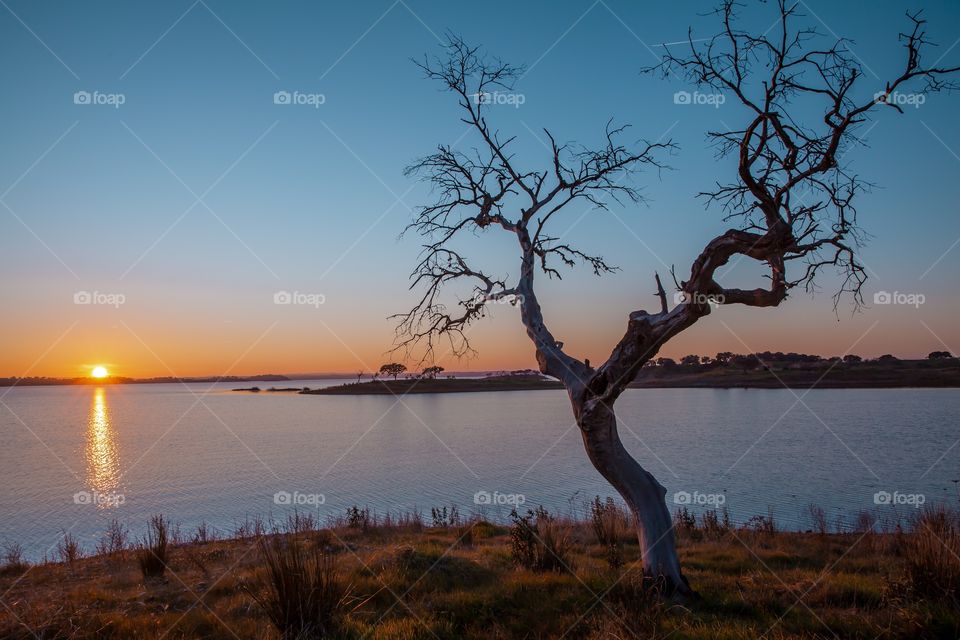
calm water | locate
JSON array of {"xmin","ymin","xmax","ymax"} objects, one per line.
[{"xmin": 1, "ymin": 382, "xmax": 957, "ymax": 560}]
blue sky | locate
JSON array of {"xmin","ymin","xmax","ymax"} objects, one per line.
[{"xmin": 2, "ymin": 0, "xmax": 959, "ymax": 377}]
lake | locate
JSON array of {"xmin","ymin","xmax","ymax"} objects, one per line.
[{"xmin": 1, "ymin": 382, "xmax": 957, "ymax": 560}]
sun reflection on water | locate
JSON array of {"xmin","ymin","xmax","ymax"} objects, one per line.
[{"xmin": 86, "ymin": 387, "xmax": 121, "ymax": 506}]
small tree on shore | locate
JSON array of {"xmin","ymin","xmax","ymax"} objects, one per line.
[
  {"xmin": 378, "ymin": 363, "xmax": 407, "ymax": 380},
  {"xmin": 395, "ymin": 3, "xmax": 959, "ymax": 598},
  {"xmin": 421, "ymin": 365, "xmax": 445, "ymax": 379}
]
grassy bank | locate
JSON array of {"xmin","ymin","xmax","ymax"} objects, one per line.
[{"xmin": 1, "ymin": 504, "xmax": 958, "ymax": 639}]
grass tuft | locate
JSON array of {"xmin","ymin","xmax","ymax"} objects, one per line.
[
  {"xmin": 137, "ymin": 514, "xmax": 169, "ymax": 579},
  {"xmin": 509, "ymin": 506, "xmax": 573, "ymax": 573},
  {"xmin": 246, "ymin": 533, "xmax": 351, "ymax": 639}
]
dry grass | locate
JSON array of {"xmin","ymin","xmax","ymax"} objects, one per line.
[
  {"xmin": 0, "ymin": 504, "xmax": 957, "ymax": 639},
  {"xmin": 245, "ymin": 534, "xmax": 351, "ymax": 639},
  {"xmin": 137, "ymin": 514, "xmax": 170, "ymax": 579},
  {"xmin": 509, "ymin": 506, "xmax": 574, "ymax": 573},
  {"xmin": 900, "ymin": 506, "xmax": 960, "ymax": 601}
]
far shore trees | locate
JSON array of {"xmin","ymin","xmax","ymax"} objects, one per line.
[
  {"xmin": 421, "ymin": 365, "xmax": 445, "ymax": 379},
  {"xmin": 378, "ymin": 363, "xmax": 407, "ymax": 380},
  {"xmin": 395, "ymin": 2, "xmax": 959, "ymax": 598}
]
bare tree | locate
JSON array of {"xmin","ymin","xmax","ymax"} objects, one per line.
[{"xmin": 395, "ymin": 4, "xmax": 958, "ymax": 598}]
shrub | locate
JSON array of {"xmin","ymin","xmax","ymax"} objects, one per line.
[
  {"xmin": 56, "ymin": 530, "xmax": 82, "ymax": 565},
  {"xmin": 454, "ymin": 519, "xmax": 476, "ymax": 548},
  {"xmin": 808, "ymin": 504, "xmax": 828, "ymax": 536},
  {"xmin": 346, "ymin": 506, "xmax": 371, "ymax": 532},
  {"xmin": 700, "ymin": 508, "xmax": 731, "ymax": 539},
  {"xmin": 246, "ymin": 535, "xmax": 350, "ymax": 639},
  {"xmin": 509, "ymin": 507, "xmax": 572, "ymax": 573},
  {"xmin": 853, "ymin": 510, "xmax": 877, "ymax": 534},
  {"xmin": 900, "ymin": 507, "xmax": 960, "ymax": 601},
  {"xmin": 192, "ymin": 520, "xmax": 219, "ymax": 545},
  {"xmin": 95, "ymin": 518, "xmax": 128, "ymax": 556},
  {"xmin": 673, "ymin": 506, "xmax": 698, "ymax": 539},
  {"xmin": 745, "ymin": 511, "xmax": 777, "ymax": 535},
  {"xmin": 137, "ymin": 515, "xmax": 169, "ymax": 579},
  {"xmin": 235, "ymin": 515, "xmax": 266, "ymax": 540},
  {"xmin": 590, "ymin": 496, "xmax": 626, "ymax": 569},
  {"xmin": 285, "ymin": 510, "xmax": 317, "ymax": 535},
  {"xmin": 430, "ymin": 505, "xmax": 460, "ymax": 528},
  {"xmin": 1, "ymin": 542, "xmax": 27, "ymax": 575}
]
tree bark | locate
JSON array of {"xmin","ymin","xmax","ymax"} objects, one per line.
[{"xmin": 576, "ymin": 401, "xmax": 692, "ymax": 599}]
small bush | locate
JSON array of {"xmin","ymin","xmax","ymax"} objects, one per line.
[
  {"xmin": 95, "ymin": 518, "xmax": 128, "ymax": 556},
  {"xmin": 285, "ymin": 510, "xmax": 317, "ymax": 535},
  {"xmin": 900, "ymin": 506, "xmax": 960, "ymax": 601},
  {"xmin": 1, "ymin": 542, "xmax": 28, "ymax": 575},
  {"xmin": 673, "ymin": 506, "xmax": 697, "ymax": 536},
  {"xmin": 246, "ymin": 535, "xmax": 350, "ymax": 639},
  {"xmin": 56, "ymin": 530, "xmax": 83, "ymax": 565},
  {"xmin": 745, "ymin": 511, "xmax": 777, "ymax": 535},
  {"xmin": 192, "ymin": 520, "xmax": 220, "ymax": 545},
  {"xmin": 808, "ymin": 504, "xmax": 828, "ymax": 536},
  {"xmin": 590, "ymin": 496, "xmax": 626, "ymax": 569},
  {"xmin": 701, "ymin": 508, "xmax": 731, "ymax": 539},
  {"xmin": 430, "ymin": 505, "xmax": 460, "ymax": 528},
  {"xmin": 509, "ymin": 507, "xmax": 572, "ymax": 573},
  {"xmin": 454, "ymin": 519, "xmax": 476, "ymax": 548},
  {"xmin": 346, "ymin": 506, "xmax": 371, "ymax": 532},
  {"xmin": 137, "ymin": 515, "xmax": 169, "ymax": 579},
  {"xmin": 853, "ymin": 510, "xmax": 877, "ymax": 534},
  {"xmin": 234, "ymin": 515, "xmax": 266, "ymax": 540}
]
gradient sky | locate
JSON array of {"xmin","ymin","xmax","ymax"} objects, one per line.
[{"xmin": 2, "ymin": 0, "xmax": 959, "ymax": 378}]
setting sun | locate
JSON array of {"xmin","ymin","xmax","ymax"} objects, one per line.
[{"xmin": 91, "ymin": 366, "xmax": 109, "ymax": 379}]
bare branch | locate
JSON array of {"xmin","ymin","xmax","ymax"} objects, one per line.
[{"xmin": 396, "ymin": 35, "xmax": 674, "ymax": 381}]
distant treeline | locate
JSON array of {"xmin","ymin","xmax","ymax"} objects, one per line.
[
  {"xmin": 0, "ymin": 374, "xmax": 290, "ymax": 388},
  {"xmin": 645, "ymin": 351, "xmax": 955, "ymax": 370},
  {"xmin": 630, "ymin": 350, "xmax": 960, "ymax": 388}
]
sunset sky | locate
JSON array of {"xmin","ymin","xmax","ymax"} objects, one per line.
[{"xmin": 2, "ymin": 0, "xmax": 959, "ymax": 378}]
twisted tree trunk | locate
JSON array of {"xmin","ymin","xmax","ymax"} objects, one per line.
[{"xmin": 577, "ymin": 401, "xmax": 691, "ymax": 599}]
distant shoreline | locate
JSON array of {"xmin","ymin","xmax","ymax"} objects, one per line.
[
  {"xmin": 291, "ymin": 359, "xmax": 960, "ymax": 394},
  {"xmin": 628, "ymin": 358, "xmax": 960, "ymax": 389},
  {"xmin": 301, "ymin": 375, "xmax": 564, "ymax": 395},
  {"xmin": 6, "ymin": 359, "xmax": 959, "ymax": 391},
  {"xmin": 0, "ymin": 375, "xmax": 292, "ymax": 388}
]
